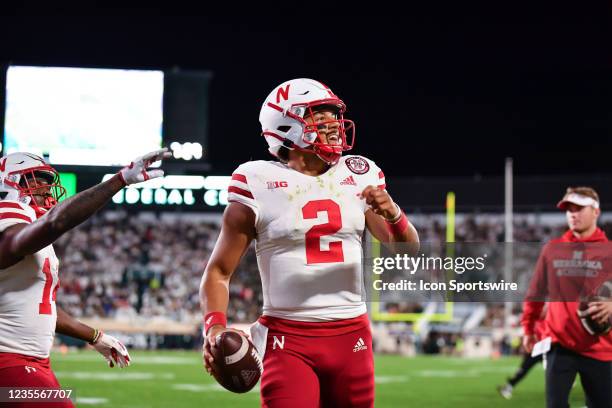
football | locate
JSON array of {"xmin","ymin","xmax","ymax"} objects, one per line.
[
  {"xmin": 577, "ymin": 280, "xmax": 612, "ymax": 336},
  {"xmin": 210, "ymin": 331, "xmax": 263, "ymax": 393}
]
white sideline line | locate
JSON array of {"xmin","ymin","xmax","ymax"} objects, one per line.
[
  {"xmin": 55, "ymin": 372, "xmax": 175, "ymax": 381},
  {"xmin": 53, "ymin": 354, "xmax": 198, "ymax": 365},
  {"xmin": 172, "ymin": 383, "xmax": 261, "ymax": 394},
  {"xmin": 172, "ymin": 384, "xmax": 226, "ymax": 392},
  {"xmin": 417, "ymin": 370, "xmax": 471, "ymax": 378},
  {"xmin": 416, "ymin": 367, "xmax": 516, "ymax": 378},
  {"xmin": 77, "ymin": 397, "xmax": 109, "ymax": 405},
  {"xmin": 375, "ymin": 376, "xmax": 409, "ymax": 384}
]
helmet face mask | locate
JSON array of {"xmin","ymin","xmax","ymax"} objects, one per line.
[
  {"xmin": 260, "ymin": 79, "xmax": 355, "ymax": 165},
  {"xmin": 300, "ymin": 102, "xmax": 355, "ymax": 165},
  {"xmin": 19, "ymin": 169, "xmax": 65, "ymax": 213},
  {"xmin": 0, "ymin": 153, "xmax": 66, "ymax": 216}
]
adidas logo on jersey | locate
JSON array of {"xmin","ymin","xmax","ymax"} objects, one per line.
[
  {"xmin": 340, "ymin": 175, "xmax": 357, "ymax": 186},
  {"xmin": 353, "ymin": 337, "xmax": 368, "ymax": 352},
  {"xmin": 267, "ymin": 181, "xmax": 288, "ymax": 189}
]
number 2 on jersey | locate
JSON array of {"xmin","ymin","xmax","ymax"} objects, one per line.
[
  {"xmin": 302, "ymin": 199, "xmax": 344, "ymax": 264},
  {"xmin": 39, "ymin": 258, "xmax": 58, "ymax": 315}
]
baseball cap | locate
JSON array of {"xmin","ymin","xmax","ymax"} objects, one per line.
[{"xmin": 557, "ymin": 187, "xmax": 600, "ymax": 210}]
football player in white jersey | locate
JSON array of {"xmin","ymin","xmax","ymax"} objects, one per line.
[
  {"xmin": 0, "ymin": 149, "xmax": 170, "ymax": 406},
  {"xmin": 201, "ymin": 79, "xmax": 419, "ymax": 407}
]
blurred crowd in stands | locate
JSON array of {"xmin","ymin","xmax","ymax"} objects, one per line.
[
  {"xmin": 56, "ymin": 211, "xmax": 261, "ymax": 325},
  {"xmin": 54, "ymin": 210, "xmax": 612, "ymax": 328}
]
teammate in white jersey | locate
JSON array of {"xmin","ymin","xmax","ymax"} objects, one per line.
[
  {"xmin": 201, "ymin": 78, "xmax": 419, "ymax": 407},
  {"xmin": 0, "ymin": 149, "xmax": 170, "ymax": 406}
]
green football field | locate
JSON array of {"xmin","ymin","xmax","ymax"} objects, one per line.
[{"xmin": 52, "ymin": 350, "xmax": 587, "ymax": 407}]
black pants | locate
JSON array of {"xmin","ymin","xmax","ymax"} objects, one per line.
[
  {"xmin": 546, "ymin": 344, "xmax": 612, "ymax": 408},
  {"xmin": 508, "ymin": 352, "xmax": 543, "ymax": 387}
]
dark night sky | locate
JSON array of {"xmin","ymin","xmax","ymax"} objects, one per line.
[{"xmin": 0, "ymin": 13, "xmax": 609, "ymax": 178}]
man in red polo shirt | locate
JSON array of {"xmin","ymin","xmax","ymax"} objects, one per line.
[{"xmin": 521, "ymin": 186, "xmax": 612, "ymax": 408}]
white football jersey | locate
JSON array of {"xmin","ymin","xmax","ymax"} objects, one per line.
[
  {"xmin": 0, "ymin": 201, "xmax": 59, "ymax": 358},
  {"xmin": 228, "ymin": 155, "xmax": 386, "ymax": 321}
]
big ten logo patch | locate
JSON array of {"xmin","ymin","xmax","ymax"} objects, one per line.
[{"xmin": 267, "ymin": 181, "xmax": 288, "ymax": 190}]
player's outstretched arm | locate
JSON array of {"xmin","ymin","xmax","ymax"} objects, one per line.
[
  {"xmin": 200, "ymin": 202, "xmax": 256, "ymax": 375},
  {"xmin": 361, "ymin": 185, "xmax": 419, "ymax": 252},
  {"xmin": 0, "ymin": 149, "xmax": 171, "ymax": 269},
  {"xmin": 56, "ymin": 306, "xmax": 130, "ymax": 368}
]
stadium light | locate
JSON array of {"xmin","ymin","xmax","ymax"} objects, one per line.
[{"xmin": 169, "ymin": 141, "xmax": 204, "ymax": 161}]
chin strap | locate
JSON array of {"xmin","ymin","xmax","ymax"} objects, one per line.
[
  {"xmin": 300, "ymin": 146, "xmax": 341, "ymax": 165},
  {"xmin": 31, "ymin": 205, "xmax": 48, "ymax": 218},
  {"xmin": 314, "ymin": 147, "xmax": 342, "ymax": 165},
  {"xmin": 311, "ymin": 133, "xmax": 344, "ymax": 165}
]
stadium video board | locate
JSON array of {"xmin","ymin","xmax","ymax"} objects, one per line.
[{"xmin": 3, "ymin": 65, "xmax": 164, "ymax": 166}]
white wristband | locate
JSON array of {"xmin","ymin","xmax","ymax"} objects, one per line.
[{"xmin": 385, "ymin": 203, "xmax": 402, "ymax": 223}]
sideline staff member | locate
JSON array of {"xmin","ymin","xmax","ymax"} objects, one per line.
[{"xmin": 521, "ymin": 186, "xmax": 612, "ymax": 408}]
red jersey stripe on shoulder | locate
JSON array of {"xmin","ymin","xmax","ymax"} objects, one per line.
[
  {"xmin": 377, "ymin": 184, "xmax": 386, "ymax": 190},
  {"xmin": 0, "ymin": 202, "xmax": 24, "ymax": 210},
  {"xmin": 228, "ymin": 186, "xmax": 254, "ymax": 199},
  {"xmin": 378, "ymin": 171, "xmax": 385, "ymax": 179},
  {"xmin": 0, "ymin": 212, "xmax": 32, "ymax": 223},
  {"xmin": 231, "ymin": 174, "xmax": 248, "ymax": 184}
]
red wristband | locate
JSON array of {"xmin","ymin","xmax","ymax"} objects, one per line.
[
  {"xmin": 117, "ymin": 171, "xmax": 128, "ymax": 187},
  {"xmin": 386, "ymin": 211, "xmax": 409, "ymax": 236},
  {"xmin": 204, "ymin": 312, "xmax": 227, "ymax": 334}
]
